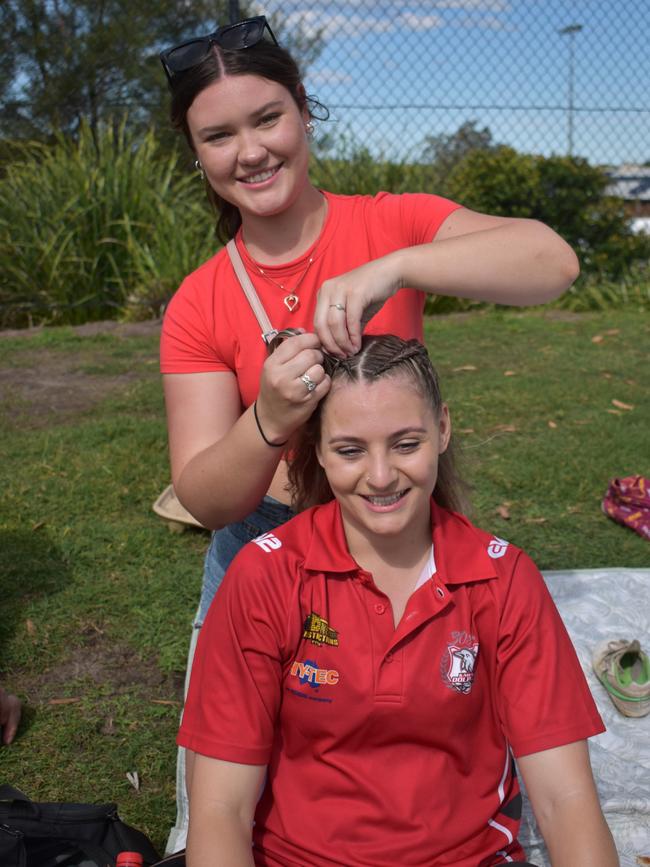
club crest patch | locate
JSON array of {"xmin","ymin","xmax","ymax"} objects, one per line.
[
  {"xmin": 302, "ymin": 612, "xmax": 339, "ymax": 647},
  {"xmin": 487, "ymin": 536, "xmax": 509, "ymax": 559},
  {"xmin": 440, "ymin": 631, "xmax": 479, "ymax": 694}
]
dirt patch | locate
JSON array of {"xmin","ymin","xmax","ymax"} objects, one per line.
[
  {"xmin": 0, "ymin": 319, "xmax": 161, "ymax": 429},
  {"xmin": 20, "ymin": 631, "xmax": 183, "ymax": 707},
  {"xmin": 0, "ymin": 318, "xmax": 162, "ymax": 341}
]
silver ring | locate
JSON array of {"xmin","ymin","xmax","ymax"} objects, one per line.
[
  {"xmin": 329, "ymin": 303, "xmax": 345, "ymax": 311},
  {"xmin": 300, "ymin": 372, "xmax": 317, "ymax": 393}
]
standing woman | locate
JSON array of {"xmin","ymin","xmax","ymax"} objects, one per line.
[{"xmin": 159, "ymin": 15, "xmax": 579, "ymax": 851}]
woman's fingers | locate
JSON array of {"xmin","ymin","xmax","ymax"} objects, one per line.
[
  {"xmin": 313, "ymin": 257, "xmax": 401, "ymax": 356},
  {"xmin": 256, "ymin": 333, "xmax": 331, "ymax": 442}
]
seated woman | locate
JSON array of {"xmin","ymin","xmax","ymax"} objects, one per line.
[{"xmin": 178, "ymin": 334, "xmax": 618, "ymax": 867}]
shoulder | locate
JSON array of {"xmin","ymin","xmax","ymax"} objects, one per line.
[
  {"xmin": 225, "ymin": 506, "xmax": 321, "ymax": 584},
  {"xmin": 434, "ymin": 504, "xmax": 542, "ymax": 594},
  {"xmin": 165, "ymin": 246, "xmax": 230, "ymax": 311}
]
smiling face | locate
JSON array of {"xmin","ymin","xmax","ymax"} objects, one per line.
[
  {"xmin": 186, "ymin": 73, "xmax": 312, "ymax": 224},
  {"xmin": 316, "ymin": 375, "xmax": 451, "ymax": 556}
]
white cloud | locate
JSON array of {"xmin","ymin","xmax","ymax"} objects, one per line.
[
  {"xmin": 284, "ymin": 10, "xmax": 394, "ymax": 39},
  {"xmin": 307, "ymin": 69, "xmax": 355, "ymax": 85},
  {"xmin": 397, "ymin": 12, "xmax": 444, "ymax": 30}
]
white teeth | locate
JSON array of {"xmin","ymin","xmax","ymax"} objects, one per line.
[
  {"xmin": 243, "ymin": 168, "xmax": 276, "ymax": 184},
  {"xmin": 366, "ymin": 492, "xmax": 404, "ymax": 506}
]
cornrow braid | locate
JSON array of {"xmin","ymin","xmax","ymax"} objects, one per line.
[{"xmin": 288, "ymin": 335, "xmax": 470, "ymax": 514}]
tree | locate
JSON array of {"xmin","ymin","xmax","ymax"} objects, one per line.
[
  {"xmin": 0, "ymin": 1, "xmax": 324, "ymax": 140},
  {"xmin": 421, "ymin": 120, "xmax": 497, "ymax": 191}
]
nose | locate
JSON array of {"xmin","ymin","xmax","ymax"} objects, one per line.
[
  {"xmin": 365, "ymin": 451, "xmax": 399, "ymax": 491},
  {"xmin": 237, "ymin": 129, "xmax": 268, "ymax": 166}
]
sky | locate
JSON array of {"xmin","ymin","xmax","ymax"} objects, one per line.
[{"xmin": 255, "ymin": 0, "xmax": 650, "ymax": 166}]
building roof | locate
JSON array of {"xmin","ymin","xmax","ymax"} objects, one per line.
[{"xmin": 605, "ymin": 164, "xmax": 650, "ymax": 201}]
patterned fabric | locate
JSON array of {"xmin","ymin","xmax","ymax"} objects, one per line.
[{"xmin": 602, "ymin": 475, "xmax": 650, "ymax": 541}]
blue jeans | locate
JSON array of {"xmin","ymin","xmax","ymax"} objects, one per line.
[
  {"xmin": 166, "ymin": 495, "xmax": 295, "ymax": 855},
  {"xmin": 196, "ymin": 495, "xmax": 295, "ymax": 626}
]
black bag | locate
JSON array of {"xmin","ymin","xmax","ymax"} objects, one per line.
[{"xmin": 0, "ymin": 785, "xmax": 161, "ymax": 867}]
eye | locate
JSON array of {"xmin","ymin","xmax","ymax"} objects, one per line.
[
  {"xmin": 394, "ymin": 439, "xmax": 420, "ymax": 453},
  {"xmin": 258, "ymin": 112, "xmax": 281, "ymax": 127},
  {"xmin": 205, "ymin": 130, "xmax": 230, "ymax": 143},
  {"xmin": 334, "ymin": 446, "xmax": 363, "ymax": 459}
]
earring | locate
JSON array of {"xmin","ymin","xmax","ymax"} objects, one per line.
[
  {"xmin": 194, "ymin": 159, "xmax": 205, "ymax": 180},
  {"xmin": 305, "ymin": 120, "xmax": 315, "ymax": 139}
]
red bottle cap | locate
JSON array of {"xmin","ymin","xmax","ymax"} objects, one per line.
[{"xmin": 116, "ymin": 853, "xmax": 143, "ymax": 867}]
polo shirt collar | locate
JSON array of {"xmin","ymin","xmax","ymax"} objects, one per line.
[
  {"xmin": 431, "ymin": 501, "xmax": 499, "ymax": 586},
  {"xmin": 304, "ymin": 499, "xmax": 499, "ymax": 587},
  {"xmin": 304, "ymin": 500, "xmax": 358, "ymax": 573}
]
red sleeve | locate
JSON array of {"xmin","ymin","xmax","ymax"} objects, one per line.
[
  {"xmin": 371, "ymin": 192, "xmax": 462, "ymax": 246},
  {"xmin": 160, "ymin": 260, "xmax": 233, "ymax": 375},
  {"xmin": 495, "ymin": 550, "xmax": 605, "ymax": 757},
  {"xmin": 177, "ymin": 549, "xmax": 288, "ymax": 764}
]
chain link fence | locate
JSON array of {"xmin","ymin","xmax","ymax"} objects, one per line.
[{"xmin": 260, "ymin": 0, "xmax": 649, "ymax": 171}]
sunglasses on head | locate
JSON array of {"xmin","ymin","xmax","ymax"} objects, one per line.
[{"xmin": 160, "ymin": 16, "xmax": 279, "ymax": 83}]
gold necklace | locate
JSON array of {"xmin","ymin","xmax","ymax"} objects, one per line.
[{"xmin": 255, "ymin": 257, "xmax": 314, "ymax": 313}]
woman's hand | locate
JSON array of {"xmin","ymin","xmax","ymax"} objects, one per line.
[
  {"xmin": 255, "ymin": 331, "xmax": 331, "ymax": 443},
  {"xmin": 313, "ymin": 256, "xmax": 402, "ymax": 356}
]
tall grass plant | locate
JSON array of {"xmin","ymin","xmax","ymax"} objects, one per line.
[{"xmin": 0, "ymin": 121, "xmax": 216, "ymax": 327}]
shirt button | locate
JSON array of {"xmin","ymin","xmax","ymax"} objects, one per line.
[
  {"xmin": 374, "ymin": 603, "xmax": 386, "ymax": 615},
  {"xmin": 436, "ymin": 586, "xmax": 445, "ymax": 598},
  {"xmin": 385, "ymin": 652, "xmax": 394, "ymax": 664}
]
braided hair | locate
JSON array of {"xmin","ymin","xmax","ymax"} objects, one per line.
[{"xmin": 288, "ymin": 335, "xmax": 469, "ymax": 513}]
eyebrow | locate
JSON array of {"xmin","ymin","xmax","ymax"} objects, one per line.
[
  {"xmin": 326, "ymin": 427, "xmax": 428, "ymax": 445},
  {"xmin": 196, "ymin": 100, "xmax": 285, "ymax": 137}
]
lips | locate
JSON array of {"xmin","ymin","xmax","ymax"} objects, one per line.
[
  {"xmin": 238, "ymin": 165, "xmax": 282, "ymax": 185},
  {"xmin": 361, "ymin": 490, "xmax": 409, "ymax": 509}
]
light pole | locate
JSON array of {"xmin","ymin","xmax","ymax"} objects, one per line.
[{"xmin": 558, "ymin": 23, "xmax": 583, "ymax": 156}]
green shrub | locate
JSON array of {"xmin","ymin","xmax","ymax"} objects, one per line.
[
  {"xmin": 0, "ymin": 121, "xmax": 216, "ymax": 327},
  {"xmin": 445, "ymin": 147, "xmax": 650, "ymax": 279}
]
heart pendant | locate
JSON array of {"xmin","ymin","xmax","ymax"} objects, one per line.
[{"xmin": 284, "ymin": 294, "xmax": 300, "ymax": 312}]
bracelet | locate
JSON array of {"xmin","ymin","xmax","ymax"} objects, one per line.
[{"xmin": 253, "ymin": 401, "xmax": 288, "ymax": 448}]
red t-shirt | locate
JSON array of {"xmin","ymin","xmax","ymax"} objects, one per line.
[
  {"xmin": 178, "ymin": 500, "xmax": 604, "ymax": 867},
  {"xmin": 160, "ymin": 190, "xmax": 461, "ymax": 408}
]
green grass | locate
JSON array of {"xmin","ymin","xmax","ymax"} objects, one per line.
[{"xmin": 0, "ymin": 310, "xmax": 648, "ymax": 852}]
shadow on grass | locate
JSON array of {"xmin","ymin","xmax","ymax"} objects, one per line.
[{"xmin": 0, "ymin": 528, "xmax": 70, "ymax": 663}]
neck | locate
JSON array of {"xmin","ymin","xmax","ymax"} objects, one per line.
[
  {"xmin": 241, "ymin": 184, "xmax": 326, "ymax": 264},
  {"xmin": 343, "ymin": 510, "xmax": 432, "ymax": 575}
]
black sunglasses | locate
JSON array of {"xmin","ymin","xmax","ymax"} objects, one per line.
[{"xmin": 160, "ymin": 16, "xmax": 279, "ymax": 83}]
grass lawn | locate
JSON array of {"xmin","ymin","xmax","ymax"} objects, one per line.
[{"xmin": 0, "ymin": 310, "xmax": 648, "ymax": 853}]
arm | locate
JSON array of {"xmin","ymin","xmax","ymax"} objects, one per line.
[
  {"xmin": 518, "ymin": 741, "xmax": 618, "ymax": 867},
  {"xmin": 314, "ymin": 207, "xmax": 580, "ymax": 355},
  {"xmin": 186, "ymin": 752, "xmax": 266, "ymax": 867},
  {"xmin": 164, "ymin": 332, "xmax": 330, "ymax": 528}
]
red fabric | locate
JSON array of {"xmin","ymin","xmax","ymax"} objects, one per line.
[
  {"xmin": 160, "ymin": 190, "xmax": 461, "ymax": 407},
  {"xmin": 602, "ymin": 475, "xmax": 650, "ymax": 541},
  {"xmin": 179, "ymin": 500, "xmax": 604, "ymax": 867}
]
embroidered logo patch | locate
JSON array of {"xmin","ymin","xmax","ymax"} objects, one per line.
[
  {"xmin": 487, "ymin": 536, "xmax": 509, "ymax": 559},
  {"xmin": 302, "ymin": 612, "xmax": 340, "ymax": 647},
  {"xmin": 440, "ymin": 631, "xmax": 479, "ymax": 694},
  {"xmin": 252, "ymin": 532, "xmax": 282, "ymax": 553},
  {"xmin": 290, "ymin": 659, "xmax": 340, "ymax": 688}
]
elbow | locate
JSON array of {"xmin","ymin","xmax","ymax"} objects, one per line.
[{"xmin": 532, "ymin": 222, "xmax": 581, "ymax": 304}]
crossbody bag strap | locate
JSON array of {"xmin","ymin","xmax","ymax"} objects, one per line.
[{"xmin": 226, "ymin": 239, "xmax": 277, "ymax": 345}]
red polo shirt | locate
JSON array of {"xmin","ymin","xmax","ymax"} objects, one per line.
[
  {"xmin": 159, "ymin": 190, "xmax": 461, "ymax": 408},
  {"xmin": 179, "ymin": 501, "xmax": 604, "ymax": 866}
]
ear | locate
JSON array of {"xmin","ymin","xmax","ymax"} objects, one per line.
[
  {"xmin": 296, "ymin": 83, "xmax": 310, "ymax": 122},
  {"xmin": 315, "ymin": 439, "xmax": 325, "ymax": 469},
  {"xmin": 437, "ymin": 403, "xmax": 452, "ymax": 454}
]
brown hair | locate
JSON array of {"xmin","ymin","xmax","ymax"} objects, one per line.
[
  {"xmin": 288, "ymin": 335, "xmax": 470, "ymax": 514},
  {"xmin": 167, "ymin": 39, "xmax": 327, "ymax": 242}
]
